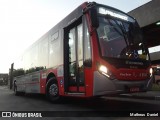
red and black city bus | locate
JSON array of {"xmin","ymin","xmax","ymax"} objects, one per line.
[{"xmin": 13, "ymin": 2, "xmax": 153, "ymax": 102}]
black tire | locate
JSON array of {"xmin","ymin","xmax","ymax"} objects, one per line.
[{"xmin": 46, "ymin": 78, "xmax": 60, "ymax": 103}]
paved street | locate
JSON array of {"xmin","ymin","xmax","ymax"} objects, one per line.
[{"xmin": 0, "ymin": 86, "xmax": 160, "ymax": 120}]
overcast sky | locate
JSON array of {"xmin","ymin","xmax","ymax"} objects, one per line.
[{"xmin": 0, "ymin": 0, "xmax": 151, "ymax": 73}]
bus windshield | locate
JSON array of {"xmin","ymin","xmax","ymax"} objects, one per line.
[{"xmin": 97, "ymin": 7, "xmax": 149, "ymax": 60}]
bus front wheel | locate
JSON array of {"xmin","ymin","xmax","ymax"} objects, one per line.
[{"xmin": 46, "ymin": 78, "xmax": 60, "ymax": 103}]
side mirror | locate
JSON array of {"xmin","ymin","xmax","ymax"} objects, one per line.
[{"xmin": 89, "ymin": 8, "xmax": 99, "ymax": 28}]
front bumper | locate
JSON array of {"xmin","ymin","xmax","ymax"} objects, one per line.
[{"xmin": 93, "ymin": 71, "xmax": 153, "ymax": 96}]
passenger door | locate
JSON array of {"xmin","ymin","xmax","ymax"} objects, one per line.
[{"xmin": 64, "ymin": 19, "xmax": 85, "ymax": 93}]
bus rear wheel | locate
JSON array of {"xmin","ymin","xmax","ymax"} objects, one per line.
[{"xmin": 46, "ymin": 78, "xmax": 60, "ymax": 103}]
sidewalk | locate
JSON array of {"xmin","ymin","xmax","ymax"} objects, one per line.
[{"xmin": 120, "ymin": 91, "xmax": 160, "ymax": 100}]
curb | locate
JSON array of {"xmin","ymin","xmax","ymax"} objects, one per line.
[{"xmin": 118, "ymin": 94, "xmax": 160, "ymax": 101}]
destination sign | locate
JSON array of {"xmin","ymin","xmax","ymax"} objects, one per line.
[{"xmin": 98, "ymin": 7, "xmax": 129, "ymax": 21}]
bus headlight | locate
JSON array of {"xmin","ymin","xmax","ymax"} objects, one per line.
[
  {"xmin": 98, "ymin": 65, "xmax": 115, "ymax": 79},
  {"xmin": 99, "ymin": 65, "xmax": 108, "ymax": 74}
]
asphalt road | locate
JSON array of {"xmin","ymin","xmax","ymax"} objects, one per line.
[{"xmin": 0, "ymin": 86, "xmax": 160, "ymax": 120}]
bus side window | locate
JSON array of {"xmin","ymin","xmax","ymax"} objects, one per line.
[{"xmin": 84, "ymin": 19, "xmax": 92, "ymax": 67}]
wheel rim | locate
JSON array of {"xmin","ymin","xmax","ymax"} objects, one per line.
[{"xmin": 49, "ymin": 84, "xmax": 58, "ymax": 96}]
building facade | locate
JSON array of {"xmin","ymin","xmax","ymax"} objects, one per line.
[
  {"xmin": 0, "ymin": 74, "xmax": 8, "ymax": 85},
  {"xmin": 128, "ymin": 0, "xmax": 160, "ymax": 65}
]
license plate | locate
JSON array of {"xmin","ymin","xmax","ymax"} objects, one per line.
[{"xmin": 129, "ymin": 87, "xmax": 140, "ymax": 92}]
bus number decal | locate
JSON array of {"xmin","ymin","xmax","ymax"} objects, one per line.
[{"xmin": 41, "ymin": 73, "xmax": 47, "ymax": 79}]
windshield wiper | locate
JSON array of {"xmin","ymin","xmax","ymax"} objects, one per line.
[
  {"xmin": 106, "ymin": 16, "xmax": 134, "ymax": 58},
  {"xmin": 118, "ymin": 22, "xmax": 129, "ymax": 46},
  {"xmin": 105, "ymin": 15, "xmax": 129, "ymax": 46}
]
